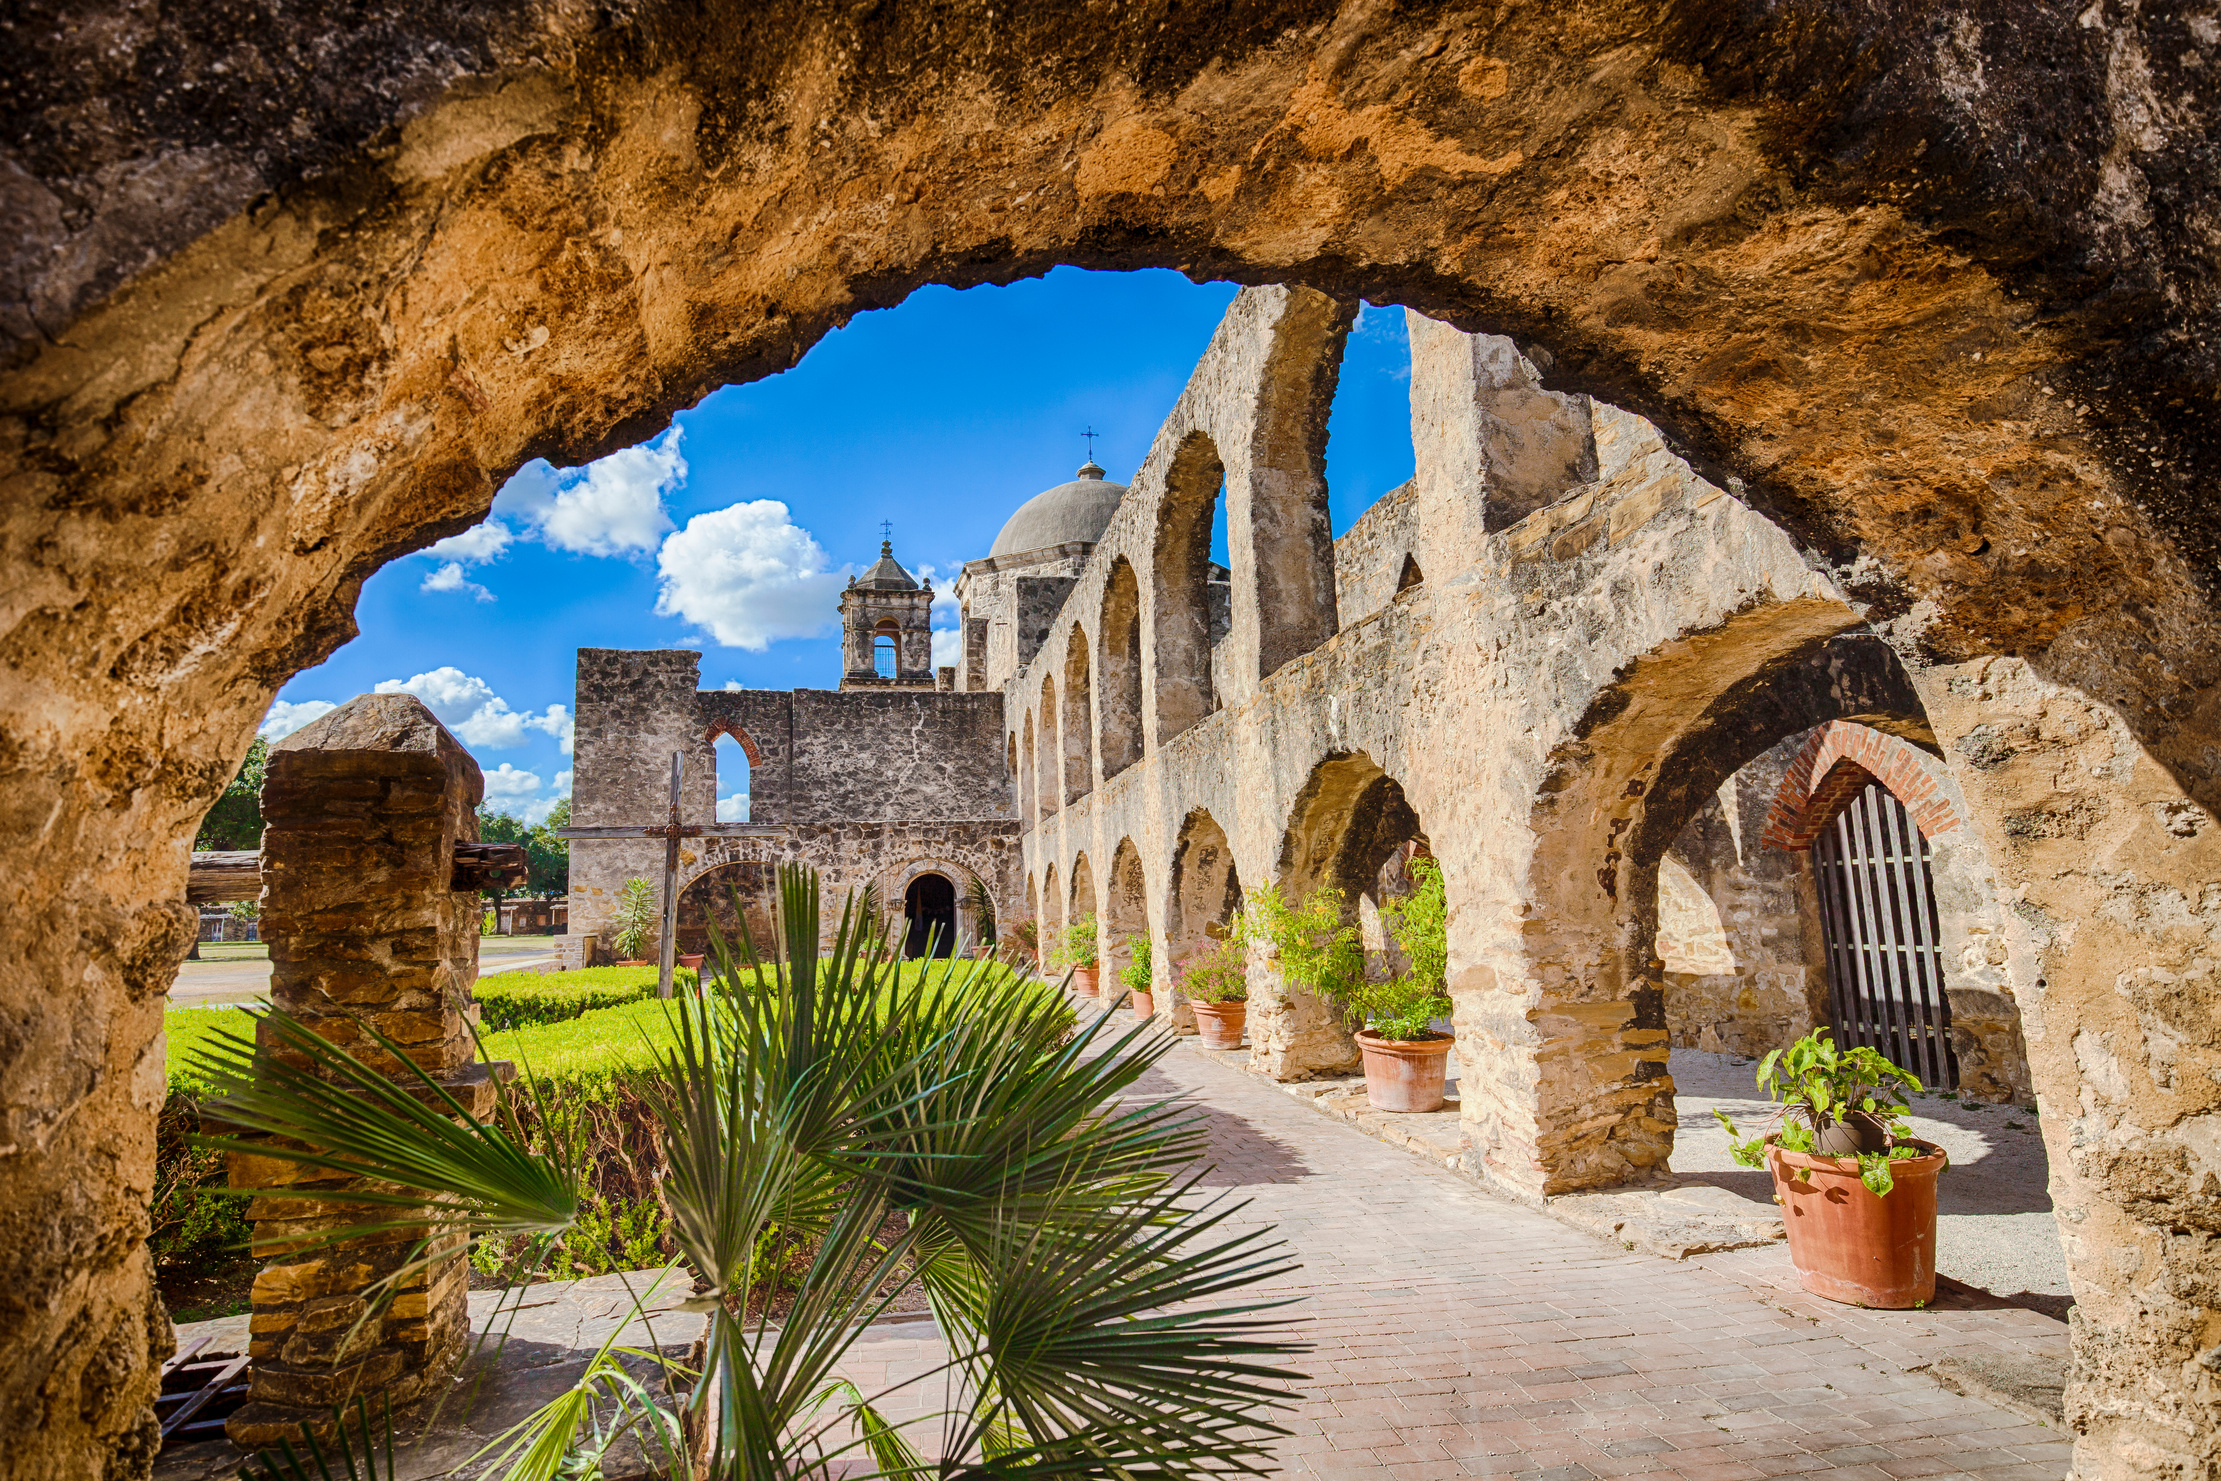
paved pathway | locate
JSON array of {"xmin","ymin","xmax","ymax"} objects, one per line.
[{"xmin": 845, "ymin": 1021, "xmax": 2073, "ymax": 1480}]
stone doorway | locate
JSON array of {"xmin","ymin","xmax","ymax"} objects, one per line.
[
  {"xmin": 677, "ymin": 863, "xmax": 776, "ymax": 959},
  {"xmin": 903, "ymin": 873, "xmax": 957, "ymax": 959}
]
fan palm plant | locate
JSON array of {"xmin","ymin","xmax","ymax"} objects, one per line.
[{"xmin": 193, "ymin": 863, "xmax": 1305, "ymax": 1479}]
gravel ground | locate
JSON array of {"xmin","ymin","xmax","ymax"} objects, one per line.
[{"xmin": 1665, "ymin": 1047, "xmax": 2071, "ymax": 1318}]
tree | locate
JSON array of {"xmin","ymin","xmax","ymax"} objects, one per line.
[
  {"xmin": 475, "ymin": 802, "xmax": 571, "ymax": 899},
  {"xmin": 194, "ymin": 864, "xmax": 1303, "ymax": 1477},
  {"xmin": 194, "ymin": 737, "xmax": 268, "ymax": 850}
]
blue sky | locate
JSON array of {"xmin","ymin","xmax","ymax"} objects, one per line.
[{"xmin": 261, "ymin": 269, "xmax": 1416, "ymax": 822}]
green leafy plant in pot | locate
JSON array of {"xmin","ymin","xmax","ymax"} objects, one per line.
[
  {"xmin": 1051, "ymin": 913, "xmax": 1101, "ymax": 995},
  {"xmin": 1119, "ymin": 935, "xmax": 1155, "ymax": 1017},
  {"xmin": 1716, "ymin": 1027, "xmax": 1950, "ymax": 1308},
  {"xmin": 1181, "ymin": 935, "xmax": 1249, "ymax": 1050}
]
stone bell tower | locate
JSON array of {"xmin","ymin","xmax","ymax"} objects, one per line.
[{"xmin": 839, "ymin": 539, "xmax": 937, "ymax": 690}]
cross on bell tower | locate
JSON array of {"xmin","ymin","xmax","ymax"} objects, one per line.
[{"xmin": 838, "ymin": 533, "xmax": 937, "ymax": 691}]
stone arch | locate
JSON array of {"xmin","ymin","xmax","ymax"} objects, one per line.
[
  {"xmin": 1494, "ymin": 624, "xmax": 1951, "ymax": 1198},
  {"xmin": 1257, "ymin": 750, "xmax": 1432, "ymax": 1080},
  {"xmin": 1165, "ymin": 808, "xmax": 1244, "ymax": 1036},
  {"xmin": 1097, "ymin": 558, "xmax": 1144, "ymax": 779},
  {"xmin": 13, "ymin": 15, "xmax": 2221, "ymax": 1468},
  {"xmin": 1061, "ymin": 623, "xmax": 1092, "ymax": 805},
  {"xmin": 1007, "ymin": 731, "xmax": 1021, "ymax": 814},
  {"xmin": 900, "ymin": 871, "xmax": 958, "ymax": 959},
  {"xmin": 703, "ymin": 719, "xmax": 763, "ymax": 767},
  {"xmin": 675, "ymin": 860, "xmax": 777, "ymax": 958},
  {"xmin": 1041, "ymin": 861, "xmax": 1063, "ymax": 950},
  {"xmin": 1237, "ymin": 288, "xmax": 1348, "ymax": 682},
  {"xmin": 1102, "ymin": 838, "xmax": 1149, "ymax": 1005},
  {"xmin": 1150, "ymin": 432, "xmax": 1225, "ymax": 746},
  {"xmin": 1037, "ymin": 675, "xmax": 1060, "ymax": 817},
  {"xmin": 1068, "ymin": 850, "xmax": 1096, "ymax": 925}
]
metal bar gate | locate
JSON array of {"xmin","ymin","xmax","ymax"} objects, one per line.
[{"xmin": 1810, "ymin": 780, "xmax": 1958, "ymax": 1088}]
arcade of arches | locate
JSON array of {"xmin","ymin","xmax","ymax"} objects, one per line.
[{"xmin": 7, "ymin": 6, "xmax": 2219, "ymax": 1478}]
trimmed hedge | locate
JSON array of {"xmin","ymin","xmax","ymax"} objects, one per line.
[{"xmin": 474, "ymin": 965, "xmax": 691, "ymax": 1032}]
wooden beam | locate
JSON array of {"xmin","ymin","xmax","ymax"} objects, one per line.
[
  {"xmin": 189, "ymin": 841, "xmax": 532, "ymax": 901},
  {"xmin": 186, "ymin": 851, "xmax": 261, "ymax": 904}
]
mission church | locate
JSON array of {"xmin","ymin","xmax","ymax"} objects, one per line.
[{"xmin": 564, "ymin": 458, "xmax": 1137, "ymax": 965}]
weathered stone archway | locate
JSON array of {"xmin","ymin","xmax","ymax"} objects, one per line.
[
  {"xmin": 1164, "ymin": 809, "xmax": 1244, "ymax": 1037},
  {"xmin": 6, "ymin": 3, "xmax": 2221, "ymax": 1474},
  {"xmin": 1102, "ymin": 838, "xmax": 1150, "ymax": 1005}
]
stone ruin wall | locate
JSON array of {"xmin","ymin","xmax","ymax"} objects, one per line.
[
  {"xmin": 1003, "ymin": 287, "xmax": 2219, "ymax": 1478},
  {"xmin": 568, "ymin": 648, "xmax": 1018, "ymax": 959}
]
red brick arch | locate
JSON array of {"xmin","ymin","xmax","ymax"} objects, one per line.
[
  {"xmin": 705, "ymin": 720, "xmax": 762, "ymax": 768},
  {"xmin": 1762, "ymin": 721, "xmax": 1962, "ymax": 850}
]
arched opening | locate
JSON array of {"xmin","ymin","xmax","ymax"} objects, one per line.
[
  {"xmin": 1068, "ymin": 851, "xmax": 1096, "ymax": 937},
  {"xmin": 1062, "ymin": 625, "xmax": 1092, "ymax": 805},
  {"xmin": 1396, "ymin": 555, "xmax": 1424, "ymax": 594},
  {"xmin": 1151, "ymin": 433, "xmax": 1227, "ymax": 745},
  {"xmin": 1103, "ymin": 839, "xmax": 1150, "ymax": 1009},
  {"xmin": 1024, "ymin": 873, "xmax": 1041, "ymax": 967},
  {"xmin": 1242, "ymin": 288, "xmax": 1349, "ymax": 679},
  {"xmin": 1037, "ymin": 676, "xmax": 1060, "ymax": 816},
  {"xmin": 1041, "ymin": 862, "xmax": 1063, "ymax": 952},
  {"xmin": 1098, "ymin": 558, "xmax": 1144, "ymax": 777},
  {"xmin": 1166, "ymin": 809, "xmax": 1244, "ymax": 1036},
  {"xmin": 902, "ymin": 872, "xmax": 958, "ymax": 959},
  {"xmin": 708, "ymin": 724, "xmax": 757, "ymax": 823},
  {"xmin": 1006, "ymin": 732, "xmax": 1020, "ymax": 815},
  {"xmin": 677, "ymin": 861, "xmax": 776, "ymax": 958},
  {"xmin": 1019, "ymin": 713, "xmax": 1037, "ymax": 828},
  {"xmin": 872, "ymin": 621, "xmax": 900, "ymax": 679},
  {"xmin": 1266, "ymin": 751, "xmax": 1431, "ymax": 1080}
]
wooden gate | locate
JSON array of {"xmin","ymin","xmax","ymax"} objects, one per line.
[{"xmin": 1810, "ymin": 779, "xmax": 1957, "ymax": 1088}]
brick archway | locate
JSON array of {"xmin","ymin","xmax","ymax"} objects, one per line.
[{"xmin": 1762, "ymin": 722, "xmax": 1964, "ymax": 852}]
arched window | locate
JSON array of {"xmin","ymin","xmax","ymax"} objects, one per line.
[
  {"xmin": 713, "ymin": 733, "xmax": 751, "ymax": 822},
  {"xmin": 903, "ymin": 872, "xmax": 957, "ymax": 959},
  {"xmin": 873, "ymin": 622, "xmax": 899, "ymax": 678}
]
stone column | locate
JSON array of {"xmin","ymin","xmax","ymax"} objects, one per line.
[{"xmin": 226, "ymin": 694, "xmax": 499, "ymax": 1447}]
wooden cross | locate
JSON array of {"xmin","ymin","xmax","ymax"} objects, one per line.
[{"xmin": 555, "ymin": 752, "xmax": 782, "ymax": 998}]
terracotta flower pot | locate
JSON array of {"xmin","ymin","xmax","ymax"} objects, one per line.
[
  {"xmin": 676, "ymin": 953, "xmax": 705, "ymax": 970},
  {"xmin": 1071, "ymin": 965, "xmax": 1100, "ymax": 996},
  {"xmin": 1190, "ymin": 999, "xmax": 1246, "ymax": 1050},
  {"xmin": 617, "ymin": 959, "xmax": 652, "ymax": 967},
  {"xmin": 1130, "ymin": 990, "xmax": 1155, "ymax": 1019},
  {"xmin": 1355, "ymin": 1028, "xmax": 1455, "ymax": 1113},
  {"xmin": 1769, "ymin": 1137, "xmax": 1948, "ymax": 1308}
]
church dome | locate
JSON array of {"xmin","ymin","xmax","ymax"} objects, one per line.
[{"xmin": 989, "ymin": 460, "xmax": 1128, "ymax": 558}]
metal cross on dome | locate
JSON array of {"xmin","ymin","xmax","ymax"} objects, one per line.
[{"xmin": 554, "ymin": 751, "xmax": 780, "ymax": 998}]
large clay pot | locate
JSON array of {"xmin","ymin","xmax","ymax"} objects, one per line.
[
  {"xmin": 676, "ymin": 953, "xmax": 705, "ymax": 970},
  {"xmin": 1355, "ymin": 1029, "xmax": 1455, "ymax": 1113},
  {"xmin": 1071, "ymin": 965, "xmax": 1100, "ymax": 997},
  {"xmin": 1190, "ymin": 1000, "xmax": 1246, "ymax": 1050},
  {"xmin": 1770, "ymin": 1137, "xmax": 1948, "ymax": 1308},
  {"xmin": 1130, "ymin": 990, "xmax": 1155, "ymax": 1019}
]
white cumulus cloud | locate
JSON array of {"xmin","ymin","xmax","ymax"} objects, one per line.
[
  {"xmin": 259, "ymin": 699, "xmax": 338, "ymax": 741},
  {"xmin": 496, "ymin": 428, "xmax": 684, "ymax": 557},
  {"xmin": 421, "ymin": 561, "xmax": 494, "ymax": 601},
  {"xmin": 932, "ymin": 628, "xmax": 964, "ymax": 668},
  {"xmin": 553, "ymin": 769, "xmax": 574, "ymax": 795},
  {"xmin": 483, "ymin": 763, "xmax": 542, "ymax": 799},
  {"xmin": 427, "ymin": 521, "xmax": 514, "ymax": 564},
  {"xmin": 654, "ymin": 499, "xmax": 845, "ymax": 650},
  {"xmin": 717, "ymin": 793, "xmax": 751, "ymax": 822},
  {"xmin": 375, "ymin": 668, "xmax": 570, "ymax": 750}
]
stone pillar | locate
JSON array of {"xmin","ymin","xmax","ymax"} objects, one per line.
[{"xmin": 226, "ymin": 694, "xmax": 498, "ymax": 1446}]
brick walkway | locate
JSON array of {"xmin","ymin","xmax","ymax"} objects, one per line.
[{"xmin": 841, "ymin": 1031, "xmax": 2073, "ymax": 1480}]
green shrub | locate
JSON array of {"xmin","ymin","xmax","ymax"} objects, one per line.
[
  {"xmin": 1179, "ymin": 936, "xmax": 1248, "ymax": 1004},
  {"xmin": 609, "ymin": 877, "xmax": 659, "ymax": 960},
  {"xmin": 1050, "ymin": 913, "xmax": 1099, "ymax": 969},
  {"xmin": 1353, "ymin": 857, "xmax": 1452, "ymax": 1041},
  {"xmin": 473, "ymin": 966, "xmax": 688, "ymax": 1031},
  {"xmin": 1119, "ymin": 936, "xmax": 1153, "ymax": 994}
]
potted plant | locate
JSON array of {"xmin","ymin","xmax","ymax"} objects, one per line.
[
  {"xmin": 1716, "ymin": 1028, "xmax": 1949, "ymax": 1308},
  {"xmin": 1246, "ymin": 864, "xmax": 1455, "ymax": 1112},
  {"xmin": 1181, "ymin": 936, "xmax": 1248, "ymax": 1049},
  {"xmin": 1008, "ymin": 917, "xmax": 1040, "ymax": 972},
  {"xmin": 1119, "ymin": 935, "xmax": 1155, "ymax": 1018},
  {"xmin": 1347, "ymin": 858, "xmax": 1454, "ymax": 1113},
  {"xmin": 1053, "ymin": 913, "xmax": 1100, "ymax": 995},
  {"xmin": 608, "ymin": 877, "xmax": 658, "ymax": 965}
]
